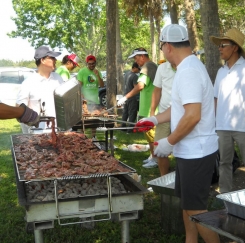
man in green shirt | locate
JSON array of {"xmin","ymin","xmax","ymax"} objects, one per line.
[
  {"xmin": 117, "ymin": 48, "xmax": 158, "ymax": 167},
  {"xmin": 77, "ymin": 55, "xmax": 104, "ymax": 104},
  {"xmin": 56, "ymin": 54, "xmax": 80, "ymax": 81}
]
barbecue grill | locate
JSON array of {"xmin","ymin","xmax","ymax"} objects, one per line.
[{"xmin": 11, "ymin": 133, "xmax": 147, "ymax": 243}]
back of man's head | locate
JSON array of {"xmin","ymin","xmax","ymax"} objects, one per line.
[{"xmin": 160, "ymin": 24, "xmax": 190, "ymax": 48}]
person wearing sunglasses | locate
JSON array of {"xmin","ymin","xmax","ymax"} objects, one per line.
[
  {"xmin": 210, "ymin": 28, "xmax": 245, "ymax": 194},
  {"xmin": 77, "ymin": 55, "xmax": 104, "ymax": 105},
  {"xmin": 77, "ymin": 55, "xmax": 104, "ymax": 138},
  {"xmin": 16, "ymin": 46, "xmax": 64, "ymax": 133},
  {"xmin": 56, "ymin": 54, "xmax": 80, "ymax": 81},
  {"xmin": 117, "ymin": 47, "xmax": 158, "ymax": 168}
]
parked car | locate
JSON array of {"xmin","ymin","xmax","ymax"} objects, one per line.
[
  {"xmin": 0, "ymin": 67, "xmax": 36, "ymax": 106},
  {"xmin": 99, "ymin": 85, "xmax": 107, "ymax": 107}
]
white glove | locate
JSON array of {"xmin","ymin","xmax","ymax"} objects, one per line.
[
  {"xmin": 134, "ymin": 116, "xmax": 158, "ymax": 132},
  {"xmin": 117, "ymin": 96, "xmax": 128, "ymax": 106},
  {"xmin": 139, "ymin": 116, "xmax": 158, "ymax": 126},
  {"xmin": 154, "ymin": 137, "xmax": 173, "ymax": 157}
]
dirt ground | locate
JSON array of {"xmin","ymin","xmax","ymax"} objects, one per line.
[{"xmin": 208, "ymin": 166, "xmax": 245, "ymax": 243}]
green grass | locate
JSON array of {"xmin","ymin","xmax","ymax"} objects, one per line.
[{"xmin": 0, "ymin": 119, "xmax": 185, "ymax": 243}]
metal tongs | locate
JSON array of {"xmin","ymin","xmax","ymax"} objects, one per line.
[
  {"xmin": 39, "ymin": 101, "xmax": 55, "ymax": 125},
  {"xmin": 100, "ymin": 105, "xmax": 118, "ymax": 115}
]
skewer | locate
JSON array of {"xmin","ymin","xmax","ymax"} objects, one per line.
[{"xmin": 98, "ymin": 117, "xmax": 136, "ymax": 126}]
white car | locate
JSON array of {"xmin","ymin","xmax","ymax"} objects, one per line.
[{"xmin": 0, "ymin": 67, "xmax": 35, "ymax": 106}]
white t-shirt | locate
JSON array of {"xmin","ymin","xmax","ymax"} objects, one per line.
[
  {"xmin": 171, "ymin": 55, "xmax": 218, "ymax": 159},
  {"xmin": 153, "ymin": 61, "xmax": 175, "ymax": 113},
  {"xmin": 16, "ymin": 72, "xmax": 64, "ymax": 130},
  {"xmin": 214, "ymin": 56, "xmax": 245, "ymax": 132}
]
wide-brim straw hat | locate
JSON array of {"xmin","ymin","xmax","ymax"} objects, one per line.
[{"xmin": 210, "ymin": 28, "xmax": 245, "ymax": 58}]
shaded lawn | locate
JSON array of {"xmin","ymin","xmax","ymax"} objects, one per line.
[{"xmin": 0, "ymin": 119, "xmax": 185, "ymax": 243}]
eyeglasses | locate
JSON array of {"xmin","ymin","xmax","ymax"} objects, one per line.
[
  {"xmin": 218, "ymin": 43, "xmax": 233, "ymax": 48},
  {"xmin": 44, "ymin": 56, "xmax": 56, "ymax": 61},
  {"xmin": 87, "ymin": 62, "xmax": 96, "ymax": 66},
  {"xmin": 159, "ymin": 41, "xmax": 166, "ymax": 50}
]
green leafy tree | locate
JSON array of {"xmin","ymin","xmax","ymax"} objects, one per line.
[
  {"xmin": 10, "ymin": 0, "xmax": 107, "ymax": 64},
  {"xmin": 218, "ymin": 0, "xmax": 245, "ymax": 33}
]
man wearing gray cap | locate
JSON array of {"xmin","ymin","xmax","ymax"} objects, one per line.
[
  {"xmin": 16, "ymin": 46, "xmax": 64, "ymax": 133},
  {"xmin": 135, "ymin": 24, "xmax": 220, "ymax": 243}
]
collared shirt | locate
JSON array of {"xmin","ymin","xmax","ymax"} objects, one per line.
[
  {"xmin": 16, "ymin": 72, "xmax": 64, "ymax": 128},
  {"xmin": 214, "ymin": 56, "xmax": 245, "ymax": 131},
  {"xmin": 153, "ymin": 61, "xmax": 175, "ymax": 113}
]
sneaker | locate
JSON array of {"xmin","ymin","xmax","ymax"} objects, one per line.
[
  {"xmin": 143, "ymin": 158, "xmax": 158, "ymax": 168},
  {"xmin": 143, "ymin": 155, "xmax": 152, "ymax": 164}
]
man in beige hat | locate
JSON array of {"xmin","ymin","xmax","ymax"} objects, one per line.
[{"xmin": 210, "ymin": 28, "xmax": 245, "ymax": 193}]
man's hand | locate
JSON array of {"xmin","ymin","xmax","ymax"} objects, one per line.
[
  {"xmin": 17, "ymin": 104, "xmax": 39, "ymax": 127},
  {"xmin": 117, "ymin": 96, "xmax": 128, "ymax": 106},
  {"xmin": 154, "ymin": 137, "xmax": 173, "ymax": 157},
  {"xmin": 133, "ymin": 116, "xmax": 158, "ymax": 132}
]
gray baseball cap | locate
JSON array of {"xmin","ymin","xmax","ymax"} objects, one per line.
[{"xmin": 34, "ymin": 46, "xmax": 61, "ymax": 60}]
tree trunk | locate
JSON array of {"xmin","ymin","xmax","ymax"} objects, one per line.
[
  {"xmin": 116, "ymin": 0, "xmax": 124, "ymax": 96},
  {"xmin": 149, "ymin": 10, "xmax": 156, "ymax": 63},
  {"xmin": 200, "ymin": 0, "xmax": 222, "ymax": 83},
  {"xmin": 156, "ymin": 17, "xmax": 164, "ymax": 61},
  {"xmin": 169, "ymin": 0, "xmax": 178, "ymax": 24},
  {"xmin": 106, "ymin": 0, "xmax": 117, "ymax": 109},
  {"xmin": 184, "ymin": 0, "xmax": 199, "ymax": 52}
]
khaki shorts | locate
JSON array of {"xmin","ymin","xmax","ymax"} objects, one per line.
[
  {"xmin": 154, "ymin": 122, "xmax": 171, "ymax": 142},
  {"xmin": 144, "ymin": 126, "xmax": 156, "ymax": 143}
]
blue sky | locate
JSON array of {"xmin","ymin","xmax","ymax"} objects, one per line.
[
  {"xmin": 0, "ymin": 1, "xmax": 172, "ymax": 62},
  {"xmin": 0, "ymin": 1, "xmax": 68, "ymax": 62}
]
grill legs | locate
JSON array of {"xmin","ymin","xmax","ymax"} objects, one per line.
[
  {"xmin": 121, "ymin": 220, "xmax": 130, "ymax": 243},
  {"xmin": 34, "ymin": 229, "xmax": 44, "ymax": 243}
]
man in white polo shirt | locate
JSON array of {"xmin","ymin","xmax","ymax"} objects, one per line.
[
  {"xmin": 16, "ymin": 46, "xmax": 64, "ymax": 133},
  {"xmin": 210, "ymin": 28, "xmax": 245, "ymax": 193}
]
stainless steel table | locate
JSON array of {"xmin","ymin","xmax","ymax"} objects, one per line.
[{"xmin": 191, "ymin": 209, "xmax": 245, "ymax": 243}]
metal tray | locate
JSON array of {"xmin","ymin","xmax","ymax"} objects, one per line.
[
  {"xmin": 11, "ymin": 133, "xmax": 136, "ymax": 182},
  {"xmin": 147, "ymin": 171, "xmax": 176, "ymax": 196},
  {"xmin": 217, "ymin": 189, "xmax": 245, "ymax": 219}
]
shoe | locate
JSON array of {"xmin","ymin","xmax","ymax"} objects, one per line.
[
  {"xmin": 143, "ymin": 155, "xmax": 152, "ymax": 164},
  {"xmin": 143, "ymin": 158, "xmax": 158, "ymax": 168}
]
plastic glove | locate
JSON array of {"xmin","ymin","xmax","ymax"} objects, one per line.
[
  {"xmin": 117, "ymin": 96, "xmax": 127, "ymax": 106},
  {"xmin": 133, "ymin": 116, "xmax": 158, "ymax": 132},
  {"xmin": 17, "ymin": 104, "xmax": 39, "ymax": 127},
  {"xmin": 154, "ymin": 137, "xmax": 173, "ymax": 157}
]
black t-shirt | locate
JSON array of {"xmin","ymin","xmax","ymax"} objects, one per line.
[{"xmin": 124, "ymin": 71, "xmax": 139, "ymax": 100}]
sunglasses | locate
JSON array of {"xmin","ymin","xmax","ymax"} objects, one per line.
[
  {"xmin": 44, "ymin": 56, "xmax": 57, "ymax": 61},
  {"xmin": 159, "ymin": 41, "xmax": 166, "ymax": 50},
  {"xmin": 218, "ymin": 43, "xmax": 233, "ymax": 48}
]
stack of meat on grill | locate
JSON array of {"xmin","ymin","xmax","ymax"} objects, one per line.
[{"xmin": 13, "ymin": 132, "xmax": 131, "ymax": 181}]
